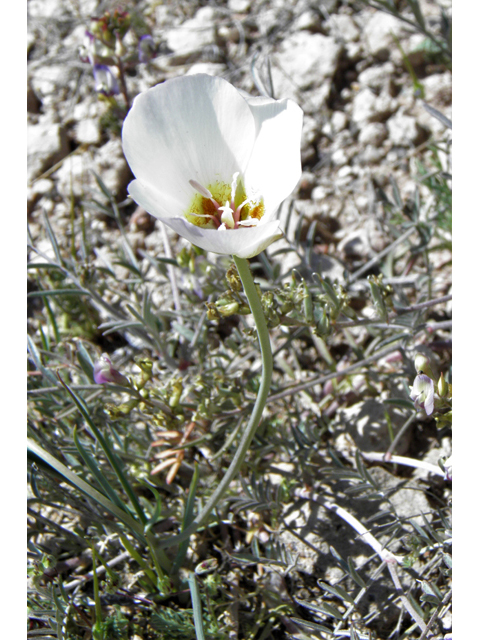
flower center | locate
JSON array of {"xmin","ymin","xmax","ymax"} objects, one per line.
[{"xmin": 185, "ymin": 173, "xmax": 264, "ymax": 230}]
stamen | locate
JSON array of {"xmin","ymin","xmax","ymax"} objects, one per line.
[
  {"xmin": 238, "ymin": 218, "xmax": 259, "ymax": 227},
  {"xmin": 233, "ymin": 198, "xmax": 250, "ymax": 225},
  {"xmin": 189, "ymin": 179, "xmax": 221, "ymax": 211},
  {"xmin": 190, "ymin": 212, "xmax": 221, "ymax": 228},
  {"xmin": 189, "ymin": 179, "xmax": 213, "ymax": 199},
  {"xmin": 187, "ymin": 175, "xmax": 263, "ymax": 231}
]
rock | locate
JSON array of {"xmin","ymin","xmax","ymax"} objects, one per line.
[
  {"xmin": 360, "ymin": 145, "xmax": 386, "ymax": 164},
  {"xmin": 311, "ymin": 185, "xmax": 330, "ymax": 202},
  {"xmin": 228, "ymin": 0, "xmax": 251, "ymax": 12},
  {"xmin": 351, "ymin": 88, "xmax": 397, "ymax": 128},
  {"xmin": 337, "ymin": 224, "xmax": 385, "ymax": 261},
  {"xmin": 30, "ymin": 65, "xmax": 72, "ymax": 107},
  {"xmin": 358, "ymin": 122, "xmax": 387, "ymax": 146},
  {"xmin": 345, "ymin": 40, "xmax": 363, "ymax": 62},
  {"xmin": 387, "ymin": 109, "xmax": 428, "ymax": 146},
  {"xmin": 56, "ymin": 139, "xmax": 131, "ymax": 199},
  {"xmin": 331, "ymin": 110, "xmax": 348, "ymax": 132},
  {"xmin": 74, "ymin": 118, "xmax": 101, "ymax": 145},
  {"xmin": 27, "ymin": 81, "xmax": 42, "ymax": 114},
  {"xmin": 326, "ymin": 13, "xmax": 360, "ymax": 42},
  {"xmin": 27, "ymin": 116, "xmax": 69, "ymax": 182},
  {"xmin": 364, "ymin": 11, "xmax": 406, "ymax": 60},
  {"xmin": 422, "ymin": 72, "xmax": 452, "ymax": 107},
  {"xmin": 335, "ymin": 398, "xmax": 411, "ymax": 454},
  {"xmin": 368, "ymin": 467, "xmax": 433, "ymax": 526},
  {"xmin": 296, "ymin": 9, "xmax": 323, "ymax": 32},
  {"xmin": 28, "ymin": 0, "xmax": 72, "ymax": 19},
  {"xmin": 357, "ymin": 62, "xmax": 395, "ymax": 92},
  {"xmin": 301, "ymin": 84, "xmax": 334, "ymax": 114},
  {"xmin": 405, "ymin": 33, "xmax": 432, "ymax": 67},
  {"xmin": 27, "ymin": 179, "xmax": 55, "ymax": 215},
  {"xmin": 331, "ymin": 148, "xmax": 348, "ymax": 167},
  {"xmin": 323, "ymin": 111, "xmax": 348, "ymax": 137},
  {"xmin": 279, "ymin": 501, "xmax": 330, "ymax": 574},
  {"xmin": 272, "ymin": 32, "xmax": 342, "ymax": 99},
  {"xmin": 297, "ymin": 172, "xmax": 317, "ymax": 199},
  {"xmin": 185, "ymin": 62, "xmax": 226, "ymax": 77},
  {"xmin": 164, "ymin": 6, "xmax": 218, "ymax": 65}
]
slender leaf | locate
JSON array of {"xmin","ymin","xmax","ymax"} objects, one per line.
[
  {"xmin": 188, "ymin": 572, "xmax": 205, "ymax": 640},
  {"xmin": 27, "ymin": 439, "xmax": 146, "ymax": 541}
]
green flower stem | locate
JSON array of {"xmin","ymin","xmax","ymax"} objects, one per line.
[{"xmin": 156, "ymin": 256, "xmax": 273, "ymax": 549}]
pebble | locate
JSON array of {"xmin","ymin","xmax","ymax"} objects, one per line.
[
  {"xmin": 272, "ymin": 31, "xmax": 342, "ymax": 92},
  {"xmin": 164, "ymin": 6, "xmax": 218, "ymax": 65},
  {"xmin": 363, "ymin": 11, "xmax": 406, "ymax": 60},
  {"xmin": 228, "ymin": 0, "xmax": 251, "ymax": 12},
  {"xmin": 357, "ymin": 62, "xmax": 395, "ymax": 91},
  {"xmin": 28, "ymin": 116, "xmax": 69, "ymax": 182},
  {"xmin": 358, "ymin": 122, "xmax": 388, "ymax": 146},
  {"xmin": 387, "ymin": 109, "xmax": 428, "ymax": 146},
  {"xmin": 326, "ymin": 13, "xmax": 360, "ymax": 42},
  {"xmin": 74, "ymin": 118, "xmax": 101, "ymax": 145},
  {"xmin": 351, "ymin": 88, "xmax": 397, "ymax": 128}
]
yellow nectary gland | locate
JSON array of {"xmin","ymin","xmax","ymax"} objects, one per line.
[{"xmin": 185, "ymin": 179, "xmax": 264, "ymax": 229}]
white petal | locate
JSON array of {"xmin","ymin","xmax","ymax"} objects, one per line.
[
  {"xmin": 122, "ymin": 75, "xmax": 256, "ymax": 208},
  {"xmin": 162, "ymin": 217, "xmax": 284, "ymax": 259},
  {"xmin": 128, "ymin": 178, "xmax": 186, "ymax": 220},
  {"xmin": 244, "ymin": 98, "xmax": 303, "ymax": 216}
]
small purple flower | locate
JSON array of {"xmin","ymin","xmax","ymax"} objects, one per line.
[
  {"xmin": 138, "ymin": 35, "xmax": 155, "ymax": 63},
  {"xmin": 93, "ymin": 64, "xmax": 119, "ymax": 97},
  {"xmin": 410, "ymin": 373, "xmax": 435, "ymax": 416},
  {"xmin": 94, "ymin": 354, "xmax": 129, "ymax": 385}
]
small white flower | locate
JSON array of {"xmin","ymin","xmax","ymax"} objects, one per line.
[
  {"xmin": 122, "ymin": 74, "xmax": 303, "ymax": 258},
  {"xmin": 410, "ymin": 373, "xmax": 435, "ymax": 416},
  {"xmin": 93, "ymin": 64, "xmax": 119, "ymax": 96}
]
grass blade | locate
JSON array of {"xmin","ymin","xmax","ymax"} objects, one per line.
[{"xmin": 187, "ymin": 572, "xmax": 205, "ymax": 640}]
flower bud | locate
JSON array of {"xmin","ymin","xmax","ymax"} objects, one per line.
[
  {"xmin": 414, "ymin": 353, "xmax": 436, "ymax": 382},
  {"xmin": 217, "ymin": 301, "xmax": 239, "ymax": 317},
  {"xmin": 114, "ymin": 32, "xmax": 126, "ymax": 57},
  {"xmin": 169, "ymin": 380, "xmax": 183, "ymax": 408},
  {"xmin": 437, "ymin": 372, "xmax": 448, "ymax": 397},
  {"xmin": 94, "ymin": 354, "xmax": 129, "ymax": 385},
  {"xmin": 206, "ymin": 303, "xmax": 220, "ymax": 320},
  {"xmin": 226, "ymin": 265, "xmax": 242, "ymax": 292}
]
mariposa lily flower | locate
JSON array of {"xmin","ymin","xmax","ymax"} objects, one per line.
[
  {"xmin": 122, "ymin": 74, "xmax": 303, "ymax": 259},
  {"xmin": 410, "ymin": 373, "xmax": 435, "ymax": 416}
]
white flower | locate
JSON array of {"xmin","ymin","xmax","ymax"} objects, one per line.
[
  {"xmin": 122, "ymin": 74, "xmax": 303, "ymax": 259},
  {"xmin": 93, "ymin": 64, "xmax": 119, "ymax": 97},
  {"xmin": 410, "ymin": 373, "xmax": 435, "ymax": 416}
]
